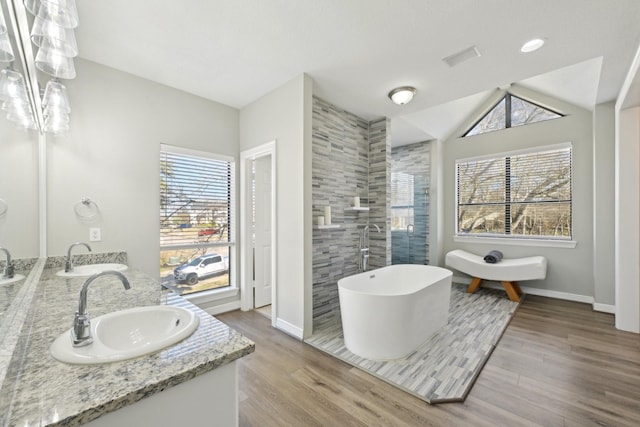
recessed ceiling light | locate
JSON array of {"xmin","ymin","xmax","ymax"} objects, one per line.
[
  {"xmin": 521, "ymin": 38, "xmax": 545, "ymax": 53},
  {"xmin": 388, "ymin": 86, "xmax": 416, "ymax": 105}
]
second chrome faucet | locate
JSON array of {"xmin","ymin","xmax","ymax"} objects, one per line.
[
  {"xmin": 0, "ymin": 246, "xmax": 15, "ymax": 279},
  {"xmin": 66, "ymin": 242, "xmax": 92, "ymax": 273}
]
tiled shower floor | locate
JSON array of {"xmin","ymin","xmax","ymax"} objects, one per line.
[{"xmin": 305, "ymin": 283, "xmax": 520, "ymax": 404}]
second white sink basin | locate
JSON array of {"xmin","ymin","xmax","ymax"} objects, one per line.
[
  {"xmin": 50, "ymin": 306, "xmax": 200, "ymax": 364},
  {"xmin": 0, "ymin": 273, "xmax": 25, "ymax": 286},
  {"xmin": 56, "ymin": 263, "xmax": 128, "ymax": 277}
]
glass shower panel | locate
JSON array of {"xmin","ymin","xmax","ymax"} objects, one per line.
[{"xmin": 391, "ymin": 143, "xmax": 430, "ymax": 265}]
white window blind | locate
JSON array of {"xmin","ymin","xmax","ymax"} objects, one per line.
[
  {"xmin": 160, "ymin": 146, "xmax": 235, "ymax": 249},
  {"xmin": 456, "ymin": 144, "xmax": 572, "ymax": 239}
]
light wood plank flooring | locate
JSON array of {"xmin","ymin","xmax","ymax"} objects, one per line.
[{"xmin": 217, "ymin": 296, "xmax": 640, "ymax": 427}]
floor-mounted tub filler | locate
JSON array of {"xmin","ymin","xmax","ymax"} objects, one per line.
[{"xmin": 338, "ymin": 264, "xmax": 453, "ymax": 360}]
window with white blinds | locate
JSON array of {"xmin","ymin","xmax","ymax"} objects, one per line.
[
  {"xmin": 159, "ymin": 144, "xmax": 235, "ymax": 295},
  {"xmin": 456, "ymin": 143, "xmax": 572, "ymax": 239},
  {"xmin": 160, "ymin": 146, "xmax": 234, "ymax": 248}
]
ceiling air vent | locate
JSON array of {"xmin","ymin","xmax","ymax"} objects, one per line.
[{"xmin": 443, "ymin": 45, "xmax": 481, "ymax": 67}]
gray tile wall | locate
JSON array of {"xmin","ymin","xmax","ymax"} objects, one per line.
[
  {"xmin": 311, "ymin": 98, "xmax": 394, "ymax": 329},
  {"xmin": 312, "ymin": 97, "xmax": 370, "ymax": 329},
  {"xmin": 368, "ymin": 118, "xmax": 391, "ymax": 269}
]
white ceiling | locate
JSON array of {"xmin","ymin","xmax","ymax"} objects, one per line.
[{"xmin": 75, "ymin": 0, "xmax": 640, "ymax": 145}]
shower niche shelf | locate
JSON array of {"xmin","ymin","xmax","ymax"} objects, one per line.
[
  {"xmin": 344, "ymin": 207, "xmax": 369, "ymax": 212},
  {"xmin": 316, "ymin": 224, "xmax": 341, "ymax": 230}
]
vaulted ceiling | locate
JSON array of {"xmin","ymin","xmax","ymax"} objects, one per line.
[{"xmin": 75, "ymin": 0, "xmax": 640, "ymax": 145}]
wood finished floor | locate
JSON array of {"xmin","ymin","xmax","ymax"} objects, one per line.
[{"xmin": 217, "ymin": 296, "xmax": 640, "ymax": 427}]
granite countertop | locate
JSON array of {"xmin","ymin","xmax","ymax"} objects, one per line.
[{"xmin": 0, "ymin": 262, "xmax": 255, "ymax": 426}]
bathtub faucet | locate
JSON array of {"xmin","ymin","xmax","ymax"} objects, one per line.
[{"xmin": 358, "ymin": 224, "xmax": 381, "ymax": 272}]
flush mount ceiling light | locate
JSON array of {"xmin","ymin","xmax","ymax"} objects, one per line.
[
  {"xmin": 388, "ymin": 86, "xmax": 416, "ymax": 105},
  {"xmin": 520, "ymin": 38, "xmax": 545, "ymax": 53}
]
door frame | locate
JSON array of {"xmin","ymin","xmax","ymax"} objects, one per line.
[{"xmin": 239, "ymin": 141, "xmax": 277, "ymax": 326}]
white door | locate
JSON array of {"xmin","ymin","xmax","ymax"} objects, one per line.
[{"xmin": 253, "ymin": 155, "xmax": 272, "ymax": 308}]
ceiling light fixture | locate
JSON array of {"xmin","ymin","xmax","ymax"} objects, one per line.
[
  {"xmin": 520, "ymin": 38, "xmax": 545, "ymax": 53},
  {"xmin": 388, "ymin": 86, "xmax": 416, "ymax": 105}
]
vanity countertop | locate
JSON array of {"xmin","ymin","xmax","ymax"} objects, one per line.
[{"xmin": 0, "ymin": 266, "xmax": 255, "ymax": 426}]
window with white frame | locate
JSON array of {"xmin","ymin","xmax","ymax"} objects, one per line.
[
  {"xmin": 160, "ymin": 144, "xmax": 235, "ymax": 295},
  {"xmin": 464, "ymin": 93, "xmax": 563, "ymax": 137},
  {"xmin": 456, "ymin": 143, "xmax": 572, "ymax": 240}
]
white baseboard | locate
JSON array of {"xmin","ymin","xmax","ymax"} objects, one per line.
[
  {"xmin": 451, "ymin": 275, "xmax": 612, "ymax": 309},
  {"xmin": 204, "ymin": 300, "xmax": 242, "ymax": 316},
  {"xmin": 275, "ymin": 318, "xmax": 304, "ymax": 340},
  {"xmin": 592, "ymin": 303, "xmax": 615, "ymax": 314}
]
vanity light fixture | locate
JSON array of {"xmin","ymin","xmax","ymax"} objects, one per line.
[
  {"xmin": 0, "ymin": 0, "xmax": 79, "ymax": 134},
  {"xmin": 520, "ymin": 38, "xmax": 545, "ymax": 53},
  {"xmin": 388, "ymin": 86, "xmax": 417, "ymax": 105}
]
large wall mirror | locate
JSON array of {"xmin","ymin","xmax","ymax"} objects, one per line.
[
  {"xmin": 0, "ymin": 0, "xmax": 41, "ymax": 260},
  {"xmin": 0, "ymin": 0, "xmax": 42, "ymax": 358}
]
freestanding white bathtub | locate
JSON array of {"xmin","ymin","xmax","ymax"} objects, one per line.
[{"xmin": 338, "ymin": 264, "xmax": 452, "ymax": 360}]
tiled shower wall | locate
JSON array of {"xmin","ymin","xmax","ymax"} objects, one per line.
[
  {"xmin": 368, "ymin": 118, "xmax": 392, "ymax": 269},
  {"xmin": 312, "ymin": 97, "xmax": 370, "ymax": 328},
  {"xmin": 311, "ymin": 97, "xmax": 392, "ymax": 328}
]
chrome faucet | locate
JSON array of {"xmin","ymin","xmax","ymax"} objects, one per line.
[
  {"xmin": 358, "ymin": 224, "xmax": 381, "ymax": 272},
  {"xmin": 0, "ymin": 247, "xmax": 14, "ymax": 279},
  {"xmin": 65, "ymin": 242, "xmax": 92, "ymax": 273},
  {"xmin": 72, "ymin": 270, "xmax": 131, "ymax": 347}
]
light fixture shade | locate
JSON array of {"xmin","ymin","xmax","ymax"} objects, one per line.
[
  {"xmin": 2, "ymin": 98, "xmax": 31, "ymax": 114},
  {"xmin": 35, "ymin": 47, "xmax": 76, "ymax": 78},
  {"xmin": 43, "ymin": 79, "xmax": 70, "ymax": 112},
  {"xmin": 38, "ymin": 0, "xmax": 78, "ymax": 29},
  {"xmin": 7, "ymin": 111, "xmax": 37, "ymax": 129},
  {"xmin": 0, "ymin": 69, "xmax": 27, "ymax": 101},
  {"xmin": 0, "ymin": 7, "xmax": 8, "ymax": 34},
  {"xmin": 31, "ymin": 14, "xmax": 78, "ymax": 57},
  {"xmin": 388, "ymin": 86, "xmax": 417, "ymax": 105},
  {"xmin": 44, "ymin": 112, "xmax": 69, "ymax": 133},
  {"xmin": 24, "ymin": 0, "xmax": 40, "ymax": 15},
  {"xmin": 0, "ymin": 32, "xmax": 15, "ymax": 62}
]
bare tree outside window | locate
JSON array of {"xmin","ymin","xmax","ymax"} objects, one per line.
[
  {"xmin": 465, "ymin": 94, "xmax": 562, "ymax": 137},
  {"xmin": 457, "ymin": 145, "xmax": 572, "ymax": 239},
  {"xmin": 160, "ymin": 147, "xmax": 235, "ymax": 295}
]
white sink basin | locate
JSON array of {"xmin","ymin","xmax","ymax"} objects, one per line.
[
  {"xmin": 0, "ymin": 274, "xmax": 25, "ymax": 286},
  {"xmin": 50, "ymin": 306, "xmax": 200, "ymax": 364},
  {"xmin": 56, "ymin": 263, "xmax": 128, "ymax": 277}
]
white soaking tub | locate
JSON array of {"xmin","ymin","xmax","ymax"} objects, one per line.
[{"xmin": 338, "ymin": 264, "xmax": 452, "ymax": 360}]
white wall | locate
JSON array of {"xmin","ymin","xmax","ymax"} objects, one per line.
[
  {"xmin": 239, "ymin": 74, "xmax": 313, "ymax": 339},
  {"xmin": 593, "ymin": 102, "xmax": 616, "ymax": 307},
  {"xmin": 0, "ymin": 125, "xmax": 39, "ymax": 259},
  {"xmin": 442, "ymin": 85, "xmax": 596, "ymax": 299},
  {"xmin": 614, "ymin": 40, "xmax": 640, "ymax": 333},
  {"xmin": 47, "ymin": 58, "xmax": 239, "ymax": 277},
  {"xmin": 615, "ymin": 106, "xmax": 640, "ymax": 332}
]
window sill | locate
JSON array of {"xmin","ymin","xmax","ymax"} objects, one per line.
[
  {"xmin": 183, "ymin": 286, "xmax": 239, "ymax": 305},
  {"xmin": 453, "ymin": 235, "xmax": 577, "ymax": 248}
]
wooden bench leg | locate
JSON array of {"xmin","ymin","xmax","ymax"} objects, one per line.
[
  {"xmin": 467, "ymin": 277, "xmax": 483, "ymax": 294},
  {"xmin": 512, "ymin": 281, "xmax": 523, "ymax": 296},
  {"xmin": 501, "ymin": 281, "xmax": 521, "ymax": 302}
]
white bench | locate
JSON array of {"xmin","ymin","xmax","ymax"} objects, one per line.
[{"xmin": 445, "ymin": 249, "xmax": 547, "ymax": 302}]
